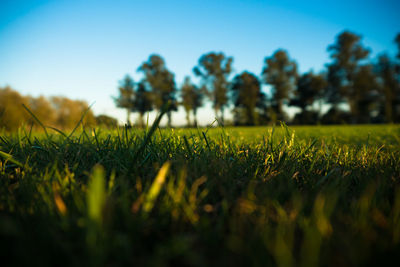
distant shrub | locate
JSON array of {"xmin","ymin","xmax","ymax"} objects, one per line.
[{"xmin": 96, "ymin": 114, "xmax": 118, "ymax": 128}]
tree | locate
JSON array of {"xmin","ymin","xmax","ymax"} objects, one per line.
[
  {"xmin": 231, "ymin": 71, "xmax": 264, "ymax": 125},
  {"xmin": 395, "ymin": 33, "xmax": 400, "ymax": 121},
  {"xmin": 320, "ymin": 107, "xmax": 351, "ymax": 125},
  {"xmin": 139, "ymin": 54, "xmax": 177, "ymax": 127},
  {"xmin": 27, "ymin": 95, "xmax": 56, "ymax": 127},
  {"xmin": 325, "ymin": 64, "xmax": 343, "ymax": 106},
  {"xmin": 261, "ymin": 49, "xmax": 298, "ymax": 122},
  {"xmin": 96, "ymin": 114, "xmax": 118, "ymax": 128},
  {"xmin": 0, "ymin": 86, "xmax": 97, "ymax": 131},
  {"xmin": 181, "ymin": 77, "xmax": 194, "ymax": 127},
  {"xmin": 113, "ymin": 75, "xmax": 135, "ymax": 125},
  {"xmin": 325, "ymin": 31, "xmax": 370, "ymax": 122},
  {"xmin": 352, "ymin": 64, "xmax": 379, "ymax": 123},
  {"xmin": 0, "ymin": 86, "xmax": 29, "ymax": 131},
  {"xmin": 133, "ymin": 81, "xmax": 153, "ymax": 127},
  {"xmin": 180, "ymin": 76, "xmax": 203, "ymax": 127},
  {"xmin": 395, "ymin": 33, "xmax": 400, "ymax": 60},
  {"xmin": 191, "ymin": 85, "xmax": 204, "ymax": 127},
  {"xmin": 193, "ymin": 52, "xmax": 233, "ymax": 124},
  {"xmin": 375, "ymin": 54, "xmax": 400, "ymax": 123},
  {"xmin": 51, "ymin": 97, "xmax": 96, "ymax": 129},
  {"xmin": 291, "ymin": 72, "xmax": 327, "ymax": 111},
  {"xmin": 290, "ymin": 71, "xmax": 327, "ymax": 124}
]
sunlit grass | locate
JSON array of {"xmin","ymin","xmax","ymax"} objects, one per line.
[{"xmin": 0, "ymin": 122, "xmax": 399, "ymax": 266}]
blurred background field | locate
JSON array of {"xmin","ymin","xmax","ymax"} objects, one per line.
[{"xmin": 180, "ymin": 124, "xmax": 400, "ymax": 146}]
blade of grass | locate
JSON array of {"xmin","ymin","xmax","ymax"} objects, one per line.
[
  {"xmin": 22, "ymin": 103, "xmax": 49, "ymax": 138},
  {"xmin": 47, "ymin": 126, "xmax": 68, "ymax": 138},
  {"xmin": 131, "ymin": 102, "xmax": 168, "ymax": 163},
  {"xmin": 0, "ymin": 150, "xmax": 24, "ymax": 167},
  {"xmin": 142, "ymin": 161, "xmax": 171, "ymax": 213},
  {"xmin": 64, "ymin": 102, "xmax": 95, "ymax": 143},
  {"xmin": 87, "ymin": 164, "xmax": 106, "ymax": 224}
]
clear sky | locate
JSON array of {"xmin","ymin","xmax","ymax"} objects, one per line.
[{"xmin": 1, "ymin": 0, "xmax": 399, "ymax": 125}]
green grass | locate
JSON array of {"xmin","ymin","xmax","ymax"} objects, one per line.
[{"xmin": 0, "ymin": 122, "xmax": 399, "ymax": 266}]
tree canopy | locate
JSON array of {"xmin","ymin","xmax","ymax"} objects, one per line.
[
  {"xmin": 231, "ymin": 71, "xmax": 264, "ymax": 126},
  {"xmin": 113, "ymin": 75, "xmax": 135, "ymax": 125},
  {"xmin": 262, "ymin": 49, "xmax": 298, "ymax": 121},
  {"xmin": 139, "ymin": 54, "xmax": 177, "ymax": 127},
  {"xmin": 181, "ymin": 76, "xmax": 203, "ymax": 127},
  {"xmin": 193, "ymin": 52, "xmax": 233, "ymax": 124},
  {"xmin": 326, "ymin": 31, "xmax": 370, "ymax": 111},
  {"xmin": 0, "ymin": 86, "xmax": 98, "ymax": 131},
  {"xmin": 3, "ymin": 30, "xmax": 400, "ymax": 131},
  {"xmin": 133, "ymin": 81, "xmax": 153, "ymax": 127}
]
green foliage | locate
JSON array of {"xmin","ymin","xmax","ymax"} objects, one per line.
[
  {"xmin": 139, "ymin": 54, "xmax": 177, "ymax": 127},
  {"xmin": 3, "ymin": 32, "xmax": 400, "ymax": 130},
  {"xmin": 290, "ymin": 71, "xmax": 326, "ymax": 112},
  {"xmin": 133, "ymin": 81, "xmax": 153, "ymax": 127},
  {"xmin": 231, "ymin": 71, "xmax": 264, "ymax": 126},
  {"xmin": 180, "ymin": 76, "xmax": 204, "ymax": 127},
  {"xmin": 193, "ymin": 52, "xmax": 233, "ymax": 123},
  {"xmin": 375, "ymin": 54, "xmax": 400, "ymax": 123},
  {"xmin": 289, "ymin": 71, "xmax": 327, "ymax": 125},
  {"xmin": 351, "ymin": 64, "xmax": 379, "ymax": 123},
  {"xmin": 113, "ymin": 75, "xmax": 135, "ymax": 125},
  {"xmin": 95, "ymin": 114, "xmax": 118, "ymax": 128},
  {"xmin": 326, "ymin": 31, "xmax": 371, "ymax": 118},
  {"xmin": 262, "ymin": 49, "xmax": 298, "ymax": 121},
  {"xmin": 0, "ymin": 122, "xmax": 399, "ymax": 266}
]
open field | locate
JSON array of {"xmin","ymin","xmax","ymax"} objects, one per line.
[{"xmin": 0, "ymin": 122, "xmax": 400, "ymax": 266}]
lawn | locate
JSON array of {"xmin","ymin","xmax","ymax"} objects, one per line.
[{"xmin": 0, "ymin": 121, "xmax": 399, "ymax": 266}]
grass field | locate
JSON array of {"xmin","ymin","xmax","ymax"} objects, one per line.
[{"xmin": 0, "ymin": 119, "xmax": 400, "ymax": 266}]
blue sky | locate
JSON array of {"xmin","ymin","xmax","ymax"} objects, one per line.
[{"xmin": 0, "ymin": 0, "xmax": 399, "ymax": 125}]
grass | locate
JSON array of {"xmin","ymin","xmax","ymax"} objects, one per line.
[{"xmin": 0, "ymin": 120, "xmax": 399, "ymax": 266}]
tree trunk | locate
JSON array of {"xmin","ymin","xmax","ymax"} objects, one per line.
[
  {"xmin": 186, "ymin": 110, "xmax": 191, "ymax": 127},
  {"xmin": 348, "ymin": 99, "xmax": 358, "ymax": 124},
  {"xmin": 193, "ymin": 109, "xmax": 198, "ymax": 127},
  {"xmin": 276, "ymin": 99, "xmax": 284, "ymax": 121},
  {"xmin": 167, "ymin": 112, "xmax": 172, "ymax": 128},
  {"xmin": 246, "ymin": 107, "xmax": 255, "ymax": 126},
  {"xmin": 385, "ymin": 90, "xmax": 393, "ymax": 123},
  {"xmin": 213, "ymin": 106, "xmax": 219, "ymax": 124},
  {"xmin": 220, "ymin": 106, "xmax": 225, "ymax": 125},
  {"xmin": 139, "ymin": 112, "xmax": 144, "ymax": 128},
  {"xmin": 126, "ymin": 109, "xmax": 131, "ymax": 126},
  {"xmin": 317, "ymin": 99, "xmax": 323, "ymax": 124}
]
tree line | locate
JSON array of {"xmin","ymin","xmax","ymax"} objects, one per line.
[
  {"xmin": 0, "ymin": 87, "xmax": 118, "ymax": 131},
  {"xmin": 115, "ymin": 30, "xmax": 400, "ymax": 126}
]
